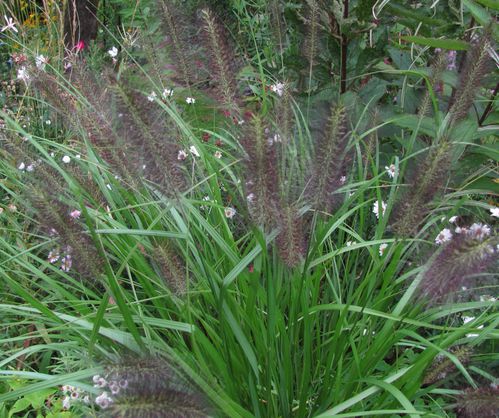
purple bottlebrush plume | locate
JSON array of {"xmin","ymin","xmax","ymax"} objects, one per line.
[
  {"xmin": 422, "ymin": 346, "xmax": 472, "ymax": 386},
  {"xmin": 418, "ymin": 49, "xmax": 448, "ymax": 118},
  {"xmin": 1, "ymin": 134, "xmax": 103, "ymax": 280},
  {"xmin": 94, "ymin": 356, "xmax": 212, "ymax": 417},
  {"xmin": 449, "ymin": 27, "xmax": 494, "ymax": 126},
  {"xmin": 418, "ymin": 225, "xmax": 497, "ymax": 304},
  {"xmin": 307, "ymin": 103, "xmax": 352, "ymax": 213},
  {"xmin": 33, "ymin": 68, "xmax": 137, "ymax": 185},
  {"xmin": 456, "ymin": 386, "xmax": 499, "ymax": 418},
  {"xmin": 158, "ymin": 0, "xmax": 199, "ymax": 88},
  {"xmin": 276, "ymin": 204, "xmax": 307, "ymax": 267},
  {"xmin": 242, "ymin": 115, "xmax": 280, "ymax": 229},
  {"xmin": 273, "ymin": 81, "xmax": 295, "ymax": 145},
  {"xmin": 268, "ymin": 0, "xmax": 288, "ymax": 55},
  {"xmin": 111, "ymin": 78, "xmax": 187, "ymax": 197},
  {"xmin": 152, "ymin": 241, "xmax": 186, "ymax": 295},
  {"xmin": 199, "ymin": 7, "xmax": 241, "ymax": 115},
  {"xmin": 362, "ymin": 109, "xmax": 379, "ymax": 171},
  {"xmin": 302, "ymin": 0, "xmax": 322, "ymax": 77},
  {"xmin": 391, "ymin": 141, "xmax": 451, "ymax": 237}
]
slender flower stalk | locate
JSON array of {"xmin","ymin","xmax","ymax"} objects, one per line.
[
  {"xmin": 276, "ymin": 205, "xmax": 306, "ymax": 267},
  {"xmin": 242, "ymin": 115, "xmax": 279, "ymax": 229},
  {"xmin": 449, "ymin": 28, "xmax": 493, "ymax": 126},
  {"xmin": 153, "ymin": 242, "xmax": 186, "ymax": 295},
  {"xmin": 200, "ymin": 8, "xmax": 240, "ymax": 115},
  {"xmin": 308, "ymin": 103, "xmax": 352, "ymax": 213},
  {"xmin": 391, "ymin": 141, "xmax": 451, "ymax": 237}
]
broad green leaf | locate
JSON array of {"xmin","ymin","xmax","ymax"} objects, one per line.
[{"xmin": 402, "ymin": 36, "xmax": 470, "ymax": 50}]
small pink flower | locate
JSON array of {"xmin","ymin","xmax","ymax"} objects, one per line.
[
  {"xmin": 69, "ymin": 209, "xmax": 81, "ymax": 219},
  {"xmin": 75, "ymin": 40, "xmax": 85, "ymax": 52}
]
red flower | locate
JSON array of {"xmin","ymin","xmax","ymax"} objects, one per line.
[
  {"xmin": 75, "ymin": 40, "xmax": 85, "ymax": 52},
  {"xmin": 202, "ymin": 132, "xmax": 211, "ymax": 142}
]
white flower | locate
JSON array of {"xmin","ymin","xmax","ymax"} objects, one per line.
[
  {"xmin": 107, "ymin": 46, "xmax": 118, "ymax": 58},
  {"xmin": 177, "ymin": 150, "xmax": 188, "ymax": 160},
  {"xmin": 455, "ymin": 226, "xmax": 467, "ymax": 234},
  {"xmin": 449, "ymin": 215, "xmax": 458, "ymax": 224},
  {"xmin": 1, "ymin": 16, "xmax": 18, "ymax": 33},
  {"xmin": 17, "ymin": 66, "xmax": 30, "ymax": 82},
  {"xmin": 186, "ymin": 97, "xmax": 195, "ymax": 104},
  {"xmin": 93, "ymin": 376, "xmax": 107, "ymax": 388},
  {"xmin": 45, "ymin": 119, "xmax": 51, "ymax": 125},
  {"xmin": 372, "ymin": 201, "xmax": 387, "ymax": 219},
  {"xmin": 69, "ymin": 209, "xmax": 81, "ymax": 219},
  {"xmin": 109, "ymin": 382, "xmax": 120, "ymax": 395},
  {"xmin": 95, "ymin": 391, "xmax": 113, "ymax": 409},
  {"xmin": 466, "ymin": 324, "xmax": 484, "ymax": 338},
  {"xmin": 18, "ymin": 162, "xmax": 25, "ymax": 170},
  {"xmin": 224, "ymin": 207, "xmax": 236, "ymax": 219},
  {"xmin": 270, "ymin": 82, "xmax": 285, "ymax": 97},
  {"xmin": 162, "ymin": 88, "xmax": 173, "ymax": 98},
  {"xmin": 189, "ymin": 145, "xmax": 200, "ymax": 157},
  {"xmin": 268, "ymin": 133, "xmax": 282, "ymax": 145},
  {"xmin": 214, "ymin": 151, "xmax": 222, "ymax": 159},
  {"xmin": 435, "ymin": 228, "xmax": 452, "ymax": 245},
  {"xmin": 490, "ymin": 207, "xmax": 499, "ymax": 218},
  {"xmin": 75, "ymin": 154, "xmax": 81, "ymax": 159},
  {"xmin": 62, "ymin": 155, "xmax": 71, "ymax": 164},
  {"xmin": 346, "ymin": 241, "xmax": 355, "ymax": 247},
  {"xmin": 340, "ymin": 176, "xmax": 347, "ymax": 184},
  {"xmin": 462, "ymin": 316, "xmax": 475, "ymax": 324},
  {"xmin": 480, "ymin": 295, "xmax": 497, "ymax": 302},
  {"xmin": 60, "ymin": 255, "xmax": 72, "ymax": 272},
  {"xmin": 246, "ymin": 193, "xmax": 255, "ymax": 203},
  {"xmin": 62, "ymin": 396, "xmax": 71, "ymax": 410},
  {"xmin": 35, "ymin": 54, "xmax": 48, "ymax": 70},
  {"xmin": 468, "ymin": 223, "xmax": 491, "ymax": 240},
  {"xmin": 379, "ymin": 243, "xmax": 388, "ymax": 256},
  {"xmin": 385, "ymin": 163, "xmax": 397, "ymax": 179},
  {"xmin": 48, "ymin": 249, "xmax": 60, "ymax": 263},
  {"xmin": 26, "ymin": 164, "xmax": 34, "ymax": 172},
  {"xmin": 147, "ymin": 91, "xmax": 157, "ymax": 102}
]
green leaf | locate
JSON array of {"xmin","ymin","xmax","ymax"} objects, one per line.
[
  {"xmin": 8, "ymin": 398, "xmax": 31, "ymax": 417},
  {"xmin": 401, "ymin": 36, "xmax": 470, "ymax": 50},
  {"xmin": 475, "ymin": 0, "xmax": 499, "ymax": 9},
  {"xmin": 462, "ymin": 0, "xmax": 499, "ymax": 41}
]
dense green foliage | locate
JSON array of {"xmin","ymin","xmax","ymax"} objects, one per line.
[{"xmin": 0, "ymin": 0, "xmax": 498, "ymax": 417}]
